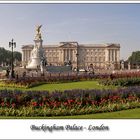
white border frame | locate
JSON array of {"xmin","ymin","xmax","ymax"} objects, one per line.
[
  {"xmin": 0, "ymin": 1, "xmax": 140, "ymax": 3},
  {"xmin": 0, "ymin": 1, "xmax": 140, "ymax": 139}
]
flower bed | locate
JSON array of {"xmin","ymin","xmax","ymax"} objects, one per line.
[
  {"xmin": 2, "ymin": 71, "xmax": 140, "ymax": 89},
  {"xmin": 100, "ymin": 77, "xmax": 140, "ymax": 87},
  {"xmin": 112, "ymin": 71, "xmax": 140, "ymax": 79},
  {"xmin": 0, "ymin": 87, "xmax": 140, "ymax": 116},
  {"xmin": 0, "ymin": 74, "xmax": 101, "ymax": 88}
]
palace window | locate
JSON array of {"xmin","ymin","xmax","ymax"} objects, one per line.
[{"xmin": 95, "ymin": 57, "xmax": 97, "ymax": 61}]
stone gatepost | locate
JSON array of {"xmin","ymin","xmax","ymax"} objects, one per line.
[
  {"xmin": 121, "ymin": 61, "xmax": 125, "ymax": 70},
  {"xmin": 128, "ymin": 62, "xmax": 131, "ymax": 70}
]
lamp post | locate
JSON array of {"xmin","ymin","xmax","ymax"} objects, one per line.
[
  {"xmin": 76, "ymin": 53, "xmax": 79, "ymax": 72},
  {"xmin": 9, "ymin": 39, "xmax": 16, "ymax": 78}
]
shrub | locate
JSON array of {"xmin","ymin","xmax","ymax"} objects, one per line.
[{"xmin": 99, "ymin": 77, "xmax": 140, "ymax": 87}]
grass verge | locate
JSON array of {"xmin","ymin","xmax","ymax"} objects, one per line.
[{"xmin": 0, "ymin": 108, "xmax": 140, "ymax": 119}]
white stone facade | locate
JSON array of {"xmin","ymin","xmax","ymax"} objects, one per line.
[{"xmin": 22, "ymin": 42, "xmax": 120, "ymax": 70}]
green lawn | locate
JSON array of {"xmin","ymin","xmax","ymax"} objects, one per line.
[
  {"xmin": 0, "ymin": 108, "xmax": 140, "ymax": 119},
  {"xmin": 29, "ymin": 80, "xmax": 115, "ymax": 91},
  {"xmin": 0, "ymin": 80, "xmax": 115, "ymax": 91},
  {"xmin": 56, "ymin": 108, "xmax": 140, "ymax": 119}
]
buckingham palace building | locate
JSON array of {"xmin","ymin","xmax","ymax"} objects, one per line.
[{"xmin": 22, "ymin": 41, "xmax": 120, "ymax": 70}]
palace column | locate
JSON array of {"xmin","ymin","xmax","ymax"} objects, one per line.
[
  {"xmin": 62, "ymin": 49, "xmax": 64, "ymax": 63},
  {"xmin": 105, "ymin": 49, "xmax": 109, "ymax": 62},
  {"xmin": 23, "ymin": 50, "xmax": 25, "ymax": 62},
  {"xmin": 27, "ymin": 50, "xmax": 30, "ymax": 62},
  {"xmin": 67, "ymin": 49, "xmax": 69, "ymax": 61},
  {"xmin": 65, "ymin": 49, "xmax": 67, "ymax": 61},
  {"xmin": 71, "ymin": 49, "xmax": 73, "ymax": 61},
  {"xmin": 68, "ymin": 49, "xmax": 69, "ymax": 61},
  {"xmin": 112, "ymin": 50, "xmax": 113, "ymax": 62},
  {"xmin": 70, "ymin": 49, "xmax": 72, "ymax": 61},
  {"xmin": 63, "ymin": 49, "xmax": 64, "ymax": 62},
  {"xmin": 111, "ymin": 50, "xmax": 113, "ymax": 62},
  {"xmin": 113, "ymin": 49, "xmax": 115, "ymax": 62},
  {"xmin": 69, "ymin": 49, "xmax": 71, "ymax": 60},
  {"xmin": 109, "ymin": 49, "xmax": 111, "ymax": 62},
  {"xmin": 26, "ymin": 50, "xmax": 28, "ymax": 62},
  {"xmin": 28, "ymin": 50, "xmax": 29, "ymax": 60},
  {"xmin": 114, "ymin": 50, "xmax": 116, "ymax": 62},
  {"xmin": 58, "ymin": 50, "xmax": 60, "ymax": 62},
  {"xmin": 66, "ymin": 49, "xmax": 67, "ymax": 61},
  {"xmin": 117, "ymin": 49, "xmax": 120, "ymax": 69},
  {"xmin": 115, "ymin": 50, "xmax": 117, "ymax": 62},
  {"xmin": 64, "ymin": 49, "xmax": 66, "ymax": 61},
  {"xmin": 112, "ymin": 50, "xmax": 114, "ymax": 62},
  {"xmin": 22, "ymin": 50, "xmax": 25, "ymax": 66},
  {"xmin": 25, "ymin": 50, "xmax": 27, "ymax": 62},
  {"xmin": 29, "ymin": 50, "xmax": 31, "ymax": 59},
  {"xmin": 117, "ymin": 49, "xmax": 120, "ymax": 62},
  {"xmin": 22, "ymin": 50, "xmax": 24, "ymax": 62},
  {"xmin": 64, "ymin": 49, "xmax": 65, "ymax": 61},
  {"xmin": 108, "ymin": 49, "xmax": 110, "ymax": 62},
  {"xmin": 28, "ymin": 50, "xmax": 30, "ymax": 60},
  {"xmin": 27, "ymin": 50, "xmax": 29, "ymax": 63},
  {"xmin": 113, "ymin": 50, "xmax": 115, "ymax": 61},
  {"xmin": 72, "ymin": 49, "xmax": 75, "ymax": 62}
]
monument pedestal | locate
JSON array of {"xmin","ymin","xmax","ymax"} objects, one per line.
[{"xmin": 26, "ymin": 57, "xmax": 40, "ymax": 69}]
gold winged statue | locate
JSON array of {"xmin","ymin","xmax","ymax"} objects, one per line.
[
  {"xmin": 35, "ymin": 25, "xmax": 42, "ymax": 39},
  {"xmin": 36, "ymin": 25, "xmax": 42, "ymax": 34}
]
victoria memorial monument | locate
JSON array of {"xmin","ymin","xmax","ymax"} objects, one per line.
[{"xmin": 26, "ymin": 25, "xmax": 46, "ymax": 70}]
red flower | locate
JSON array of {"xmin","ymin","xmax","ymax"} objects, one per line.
[
  {"xmin": 77, "ymin": 102, "xmax": 82, "ymax": 105},
  {"xmin": 68, "ymin": 99, "xmax": 74, "ymax": 104},
  {"xmin": 1, "ymin": 102, "xmax": 5, "ymax": 107},
  {"xmin": 39, "ymin": 103, "xmax": 44, "ymax": 107},
  {"xmin": 11, "ymin": 103, "xmax": 16, "ymax": 108},
  {"xmin": 43, "ymin": 97, "xmax": 46, "ymax": 101},
  {"xmin": 6, "ymin": 103, "xmax": 10, "ymax": 107},
  {"xmin": 46, "ymin": 102, "xmax": 50, "ymax": 106},
  {"xmin": 91, "ymin": 101, "xmax": 95, "ymax": 105},
  {"xmin": 32, "ymin": 102, "xmax": 37, "ymax": 107},
  {"xmin": 57, "ymin": 102, "xmax": 61, "ymax": 107},
  {"xmin": 63, "ymin": 102, "xmax": 68, "ymax": 106}
]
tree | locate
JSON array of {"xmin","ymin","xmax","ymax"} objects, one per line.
[
  {"xmin": 128, "ymin": 51, "xmax": 140, "ymax": 64},
  {"xmin": 13, "ymin": 51, "xmax": 22, "ymax": 62},
  {"xmin": 0, "ymin": 47, "xmax": 21, "ymax": 66}
]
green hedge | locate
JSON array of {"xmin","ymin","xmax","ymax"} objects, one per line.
[{"xmin": 99, "ymin": 77, "xmax": 140, "ymax": 87}]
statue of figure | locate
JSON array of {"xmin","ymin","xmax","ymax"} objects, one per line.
[
  {"xmin": 30, "ymin": 48, "xmax": 37, "ymax": 58},
  {"xmin": 35, "ymin": 25, "xmax": 42, "ymax": 40},
  {"xmin": 36, "ymin": 25, "xmax": 42, "ymax": 34}
]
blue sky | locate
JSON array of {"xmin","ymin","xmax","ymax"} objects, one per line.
[{"xmin": 0, "ymin": 3, "xmax": 140, "ymax": 60}]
